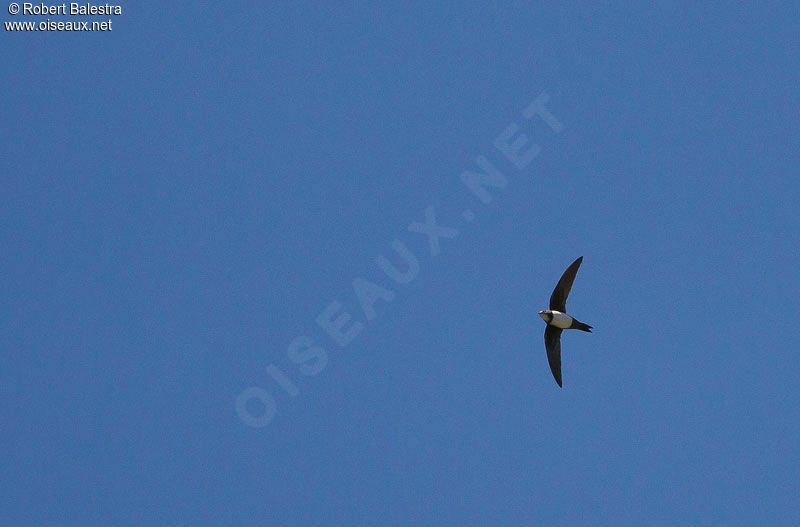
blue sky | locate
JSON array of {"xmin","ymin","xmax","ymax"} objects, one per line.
[{"xmin": 3, "ymin": 3, "xmax": 799, "ymax": 526}]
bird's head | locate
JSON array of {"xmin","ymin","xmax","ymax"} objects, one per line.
[{"xmin": 538, "ymin": 310, "xmax": 552, "ymax": 323}]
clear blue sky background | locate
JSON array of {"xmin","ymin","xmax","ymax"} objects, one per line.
[{"xmin": 3, "ymin": 3, "xmax": 799, "ymax": 526}]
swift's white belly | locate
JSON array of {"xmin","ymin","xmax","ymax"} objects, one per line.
[{"xmin": 550, "ymin": 311, "xmax": 573, "ymax": 329}]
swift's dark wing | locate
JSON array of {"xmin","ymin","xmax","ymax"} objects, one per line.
[
  {"xmin": 549, "ymin": 256, "xmax": 583, "ymax": 312},
  {"xmin": 544, "ymin": 325, "xmax": 564, "ymax": 387}
]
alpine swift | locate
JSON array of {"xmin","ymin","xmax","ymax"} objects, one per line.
[{"xmin": 539, "ymin": 256, "xmax": 592, "ymax": 387}]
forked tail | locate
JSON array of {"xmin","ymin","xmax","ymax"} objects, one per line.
[{"xmin": 572, "ymin": 320, "xmax": 593, "ymax": 332}]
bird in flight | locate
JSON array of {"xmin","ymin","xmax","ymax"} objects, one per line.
[{"xmin": 539, "ymin": 256, "xmax": 592, "ymax": 387}]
